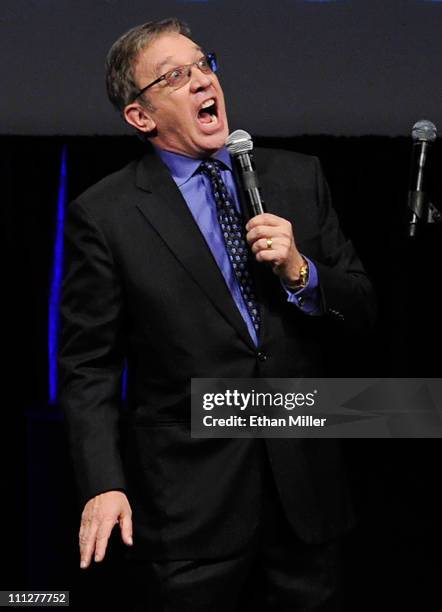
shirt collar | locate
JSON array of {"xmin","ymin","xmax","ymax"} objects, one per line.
[{"xmin": 154, "ymin": 145, "xmax": 233, "ymax": 187}]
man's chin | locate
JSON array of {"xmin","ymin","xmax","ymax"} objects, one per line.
[{"xmin": 195, "ymin": 128, "xmax": 229, "ymax": 156}]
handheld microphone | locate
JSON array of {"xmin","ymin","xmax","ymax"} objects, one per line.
[
  {"xmin": 407, "ymin": 119, "xmax": 437, "ymax": 237},
  {"xmin": 226, "ymin": 129, "xmax": 266, "ymax": 218}
]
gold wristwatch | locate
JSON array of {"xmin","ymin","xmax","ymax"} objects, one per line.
[{"xmin": 287, "ymin": 256, "xmax": 309, "ymax": 291}]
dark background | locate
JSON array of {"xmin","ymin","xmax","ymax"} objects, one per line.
[
  {"xmin": 2, "ymin": 0, "xmax": 442, "ymax": 137},
  {"xmin": 4, "ymin": 1, "xmax": 442, "ymax": 610},
  {"xmin": 6, "ymin": 134, "xmax": 441, "ymax": 611}
]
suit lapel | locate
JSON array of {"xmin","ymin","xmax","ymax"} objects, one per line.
[{"xmin": 134, "ymin": 149, "xmax": 256, "ymax": 351}]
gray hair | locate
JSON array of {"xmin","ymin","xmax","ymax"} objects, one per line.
[{"xmin": 105, "ymin": 18, "xmax": 191, "ymax": 113}]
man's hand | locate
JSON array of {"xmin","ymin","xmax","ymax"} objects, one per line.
[
  {"xmin": 79, "ymin": 490, "xmax": 133, "ymax": 569},
  {"xmin": 246, "ymin": 213, "xmax": 304, "ymax": 285}
]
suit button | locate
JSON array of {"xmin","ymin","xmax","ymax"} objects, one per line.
[{"xmin": 257, "ymin": 352, "xmax": 268, "ymax": 362}]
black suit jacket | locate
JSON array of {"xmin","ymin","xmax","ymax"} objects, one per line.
[{"xmin": 58, "ymin": 146, "xmax": 376, "ymax": 560}]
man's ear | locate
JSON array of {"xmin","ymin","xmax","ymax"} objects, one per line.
[{"xmin": 123, "ymin": 103, "xmax": 156, "ymax": 134}]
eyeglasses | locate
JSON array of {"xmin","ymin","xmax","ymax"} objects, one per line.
[{"xmin": 133, "ymin": 52, "xmax": 218, "ymax": 101}]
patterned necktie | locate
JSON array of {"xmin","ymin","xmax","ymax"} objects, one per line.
[{"xmin": 200, "ymin": 159, "xmax": 261, "ymax": 336}]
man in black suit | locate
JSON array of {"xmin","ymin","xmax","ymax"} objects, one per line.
[{"xmin": 59, "ymin": 17, "xmax": 375, "ymax": 611}]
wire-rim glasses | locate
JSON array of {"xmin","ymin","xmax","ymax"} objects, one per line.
[{"xmin": 132, "ymin": 52, "xmax": 218, "ymax": 102}]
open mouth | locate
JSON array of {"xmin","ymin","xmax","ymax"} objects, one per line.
[{"xmin": 197, "ymin": 98, "xmax": 219, "ymax": 125}]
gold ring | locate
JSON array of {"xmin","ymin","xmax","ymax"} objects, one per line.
[{"xmin": 266, "ymin": 238, "xmax": 273, "ymax": 249}]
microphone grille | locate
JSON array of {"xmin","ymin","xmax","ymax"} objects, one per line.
[
  {"xmin": 226, "ymin": 129, "xmax": 253, "ymax": 155},
  {"xmin": 412, "ymin": 119, "xmax": 437, "ymax": 142}
]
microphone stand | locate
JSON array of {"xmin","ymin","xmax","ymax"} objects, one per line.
[
  {"xmin": 393, "ymin": 194, "xmax": 442, "ymax": 376},
  {"xmin": 408, "ymin": 199, "xmax": 442, "ymax": 237},
  {"xmin": 427, "ymin": 202, "xmax": 442, "ymax": 224}
]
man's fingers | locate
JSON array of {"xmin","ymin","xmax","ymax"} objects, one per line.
[
  {"xmin": 251, "ymin": 237, "xmax": 291, "ymax": 254},
  {"xmin": 255, "ymin": 248, "xmax": 286, "ymax": 265},
  {"xmin": 246, "ymin": 225, "xmax": 292, "ymax": 245},
  {"xmin": 79, "ymin": 519, "xmax": 98, "ymax": 569},
  {"xmin": 246, "ymin": 213, "xmax": 283, "ymax": 230},
  {"xmin": 93, "ymin": 517, "xmax": 118, "ymax": 563},
  {"xmin": 78, "ymin": 491, "xmax": 132, "ymax": 569},
  {"xmin": 119, "ymin": 511, "xmax": 133, "ymax": 546}
]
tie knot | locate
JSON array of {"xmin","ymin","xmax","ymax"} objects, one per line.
[{"xmin": 199, "ymin": 159, "xmax": 222, "ymax": 178}]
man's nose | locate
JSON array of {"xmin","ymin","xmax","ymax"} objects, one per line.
[{"xmin": 189, "ymin": 66, "xmax": 212, "ymax": 91}]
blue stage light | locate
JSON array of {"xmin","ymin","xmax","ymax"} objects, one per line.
[{"xmin": 48, "ymin": 145, "xmax": 68, "ymax": 405}]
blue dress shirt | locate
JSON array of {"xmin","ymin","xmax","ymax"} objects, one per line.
[{"xmin": 156, "ymin": 146, "xmax": 322, "ymax": 346}]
